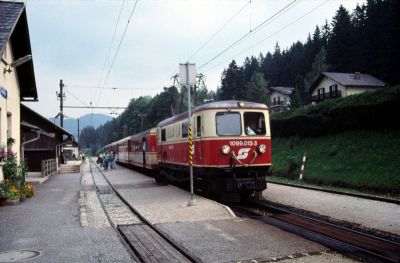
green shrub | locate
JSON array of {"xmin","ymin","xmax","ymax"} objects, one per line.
[{"xmin": 271, "ymin": 86, "xmax": 400, "ymax": 137}]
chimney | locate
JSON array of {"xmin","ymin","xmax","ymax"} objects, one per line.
[{"xmin": 354, "ymin": 72, "xmax": 361, "ymax": 80}]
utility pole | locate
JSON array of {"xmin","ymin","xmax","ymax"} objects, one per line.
[
  {"xmin": 56, "ymin": 79, "xmax": 65, "ymax": 127},
  {"xmin": 77, "ymin": 118, "xmax": 80, "ymax": 145},
  {"xmin": 138, "ymin": 113, "xmax": 146, "ymax": 131},
  {"xmin": 122, "ymin": 125, "xmax": 127, "ymax": 137}
]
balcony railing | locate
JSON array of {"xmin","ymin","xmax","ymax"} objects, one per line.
[{"xmin": 312, "ymin": 90, "xmax": 342, "ymax": 102}]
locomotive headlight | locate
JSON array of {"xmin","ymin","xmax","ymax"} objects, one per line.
[
  {"xmin": 221, "ymin": 145, "xmax": 231, "ymax": 155},
  {"xmin": 258, "ymin": 144, "xmax": 266, "ymax": 154}
]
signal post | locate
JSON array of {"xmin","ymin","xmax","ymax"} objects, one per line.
[{"xmin": 179, "ymin": 62, "xmax": 196, "ymax": 206}]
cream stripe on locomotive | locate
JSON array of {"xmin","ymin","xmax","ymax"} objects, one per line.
[{"xmin": 158, "ymin": 136, "xmax": 271, "ymax": 146}]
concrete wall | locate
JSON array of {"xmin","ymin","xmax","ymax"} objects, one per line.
[
  {"xmin": 346, "ymin": 86, "xmax": 377, "ymax": 96},
  {"xmin": 0, "ymin": 42, "xmax": 21, "ymax": 182}
]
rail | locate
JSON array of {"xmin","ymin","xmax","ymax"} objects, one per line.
[
  {"xmin": 90, "ymin": 159, "xmax": 201, "ymax": 263},
  {"xmin": 231, "ymin": 201, "xmax": 400, "ymax": 263},
  {"xmin": 41, "ymin": 159, "xmax": 57, "ymax": 177}
]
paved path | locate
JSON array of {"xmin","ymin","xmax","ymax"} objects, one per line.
[
  {"xmin": 0, "ymin": 169, "xmax": 134, "ymax": 263},
  {"xmin": 263, "ymin": 183, "xmax": 400, "ymax": 236}
]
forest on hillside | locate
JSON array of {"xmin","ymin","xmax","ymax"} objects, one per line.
[{"xmin": 79, "ymin": 0, "xmax": 400, "ymax": 153}]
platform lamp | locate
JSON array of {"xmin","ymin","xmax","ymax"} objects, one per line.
[{"xmin": 2, "ymin": 55, "xmax": 32, "ymax": 74}]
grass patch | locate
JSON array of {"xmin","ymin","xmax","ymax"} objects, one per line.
[{"xmin": 270, "ymin": 130, "xmax": 400, "ymax": 195}]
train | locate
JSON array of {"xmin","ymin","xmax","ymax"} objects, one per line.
[{"xmin": 104, "ymin": 100, "xmax": 272, "ymax": 201}]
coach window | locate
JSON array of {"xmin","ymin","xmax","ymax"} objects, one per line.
[
  {"xmin": 196, "ymin": 116, "xmax": 201, "ymax": 137},
  {"xmin": 244, "ymin": 112, "xmax": 266, "ymax": 136},
  {"xmin": 216, "ymin": 112, "xmax": 241, "ymax": 136},
  {"xmin": 161, "ymin": 128, "xmax": 166, "ymax": 142},
  {"xmin": 182, "ymin": 122, "xmax": 188, "ymax": 138}
]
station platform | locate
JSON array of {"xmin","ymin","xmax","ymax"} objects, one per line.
[
  {"xmin": 25, "ymin": 160, "xmax": 82, "ymax": 185},
  {"xmin": 263, "ymin": 183, "xmax": 400, "ymax": 237},
  {"xmin": 94, "ymin": 161, "xmax": 357, "ymax": 263}
]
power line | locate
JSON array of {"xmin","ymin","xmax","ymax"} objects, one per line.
[
  {"xmin": 197, "ymin": 0, "xmax": 299, "ymax": 70},
  {"xmin": 160, "ymin": 0, "xmax": 251, "ymax": 89},
  {"xmin": 96, "ymin": 0, "xmax": 126, "ymax": 89},
  {"xmin": 102, "ymin": 0, "xmax": 139, "ymax": 86},
  {"xmin": 64, "ymin": 87, "xmax": 90, "ymax": 107},
  {"xmin": 188, "ymin": 0, "xmax": 251, "ymax": 61},
  {"xmin": 65, "ymin": 84, "xmax": 158, "ymax": 91},
  {"xmin": 91, "ymin": 0, "xmax": 126, "ymax": 127},
  {"xmin": 94, "ymin": 0, "xmax": 139, "ymax": 124},
  {"xmin": 202, "ymin": 0, "xmax": 329, "ymax": 74}
]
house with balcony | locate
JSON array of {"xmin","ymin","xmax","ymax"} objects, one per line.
[
  {"xmin": 309, "ymin": 72, "xmax": 385, "ymax": 103},
  {"xmin": 269, "ymin": 86, "xmax": 294, "ymax": 112}
]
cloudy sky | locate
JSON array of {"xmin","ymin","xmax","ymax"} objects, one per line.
[{"xmin": 22, "ymin": 0, "xmax": 364, "ymax": 119}]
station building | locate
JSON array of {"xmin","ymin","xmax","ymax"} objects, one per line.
[
  {"xmin": 1, "ymin": 1, "xmax": 76, "ymax": 182},
  {"xmin": 0, "ymin": 1, "xmax": 38, "ymax": 182}
]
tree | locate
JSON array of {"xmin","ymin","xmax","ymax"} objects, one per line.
[
  {"xmin": 246, "ymin": 72, "xmax": 269, "ymax": 104},
  {"xmin": 326, "ymin": 5, "xmax": 354, "ymax": 72},
  {"xmin": 220, "ymin": 60, "xmax": 245, "ymax": 100}
]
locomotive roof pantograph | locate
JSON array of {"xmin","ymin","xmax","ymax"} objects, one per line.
[{"xmin": 158, "ymin": 100, "xmax": 268, "ymax": 127}]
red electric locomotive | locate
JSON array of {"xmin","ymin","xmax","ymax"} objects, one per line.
[{"xmin": 157, "ymin": 100, "xmax": 271, "ymax": 201}]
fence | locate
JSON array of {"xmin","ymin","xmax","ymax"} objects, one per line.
[{"xmin": 41, "ymin": 159, "xmax": 57, "ymax": 177}]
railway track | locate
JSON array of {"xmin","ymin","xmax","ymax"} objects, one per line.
[
  {"xmin": 89, "ymin": 160, "xmax": 200, "ymax": 263},
  {"xmin": 231, "ymin": 201, "xmax": 400, "ymax": 263}
]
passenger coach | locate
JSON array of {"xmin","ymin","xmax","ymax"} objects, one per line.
[{"xmin": 104, "ymin": 128, "xmax": 158, "ymax": 171}]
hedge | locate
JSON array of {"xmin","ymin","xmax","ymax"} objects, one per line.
[{"xmin": 270, "ymin": 86, "xmax": 400, "ymax": 137}]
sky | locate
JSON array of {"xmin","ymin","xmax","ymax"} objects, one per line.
[{"xmin": 21, "ymin": 0, "xmax": 364, "ymax": 119}]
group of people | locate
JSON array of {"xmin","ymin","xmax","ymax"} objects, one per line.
[{"xmin": 97, "ymin": 151, "xmax": 116, "ymax": 171}]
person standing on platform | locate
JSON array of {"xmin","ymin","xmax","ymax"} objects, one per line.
[
  {"xmin": 103, "ymin": 152, "xmax": 109, "ymax": 171},
  {"xmin": 110, "ymin": 151, "xmax": 116, "ymax": 170}
]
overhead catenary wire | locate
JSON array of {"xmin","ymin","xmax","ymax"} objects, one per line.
[
  {"xmin": 91, "ymin": 0, "xmax": 126, "ymax": 126},
  {"xmin": 188, "ymin": 0, "xmax": 251, "ymax": 61},
  {"xmin": 197, "ymin": 0, "xmax": 299, "ymax": 71},
  {"xmin": 96, "ymin": 0, "xmax": 126, "ymax": 89},
  {"xmin": 160, "ymin": 0, "xmax": 251, "ymax": 88},
  {"xmin": 64, "ymin": 87, "xmax": 91, "ymax": 108},
  {"xmin": 96, "ymin": 0, "xmax": 139, "ymax": 107},
  {"xmin": 201, "ymin": 0, "xmax": 329, "ymax": 74}
]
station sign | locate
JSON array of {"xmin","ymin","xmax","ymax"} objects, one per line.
[
  {"xmin": 0, "ymin": 87, "xmax": 7, "ymax": 99},
  {"xmin": 179, "ymin": 63, "xmax": 196, "ymax": 86}
]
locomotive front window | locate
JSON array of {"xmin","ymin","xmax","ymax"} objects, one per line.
[
  {"xmin": 216, "ymin": 112, "xmax": 241, "ymax": 136},
  {"xmin": 244, "ymin": 112, "xmax": 266, "ymax": 136}
]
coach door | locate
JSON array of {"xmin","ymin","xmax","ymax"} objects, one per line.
[
  {"xmin": 196, "ymin": 115, "xmax": 202, "ymax": 162},
  {"xmin": 142, "ymin": 137, "xmax": 146, "ymax": 168}
]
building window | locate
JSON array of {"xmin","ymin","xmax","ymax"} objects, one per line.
[
  {"xmin": 273, "ymin": 97, "xmax": 277, "ymax": 105},
  {"xmin": 329, "ymin": 84, "xmax": 338, "ymax": 97},
  {"xmin": 278, "ymin": 96, "xmax": 281, "ymax": 105},
  {"xmin": 7, "ymin": 112, "xmax": 12, "ymax": 139},
  {"xmin": 317, "ymin": 88, "xmax": 325, "ymax": 100}
]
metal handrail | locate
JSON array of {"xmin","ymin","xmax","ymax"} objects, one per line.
[{"xmin": 41, "ymin": 159, "xmax": 57, "ymax": 177}]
